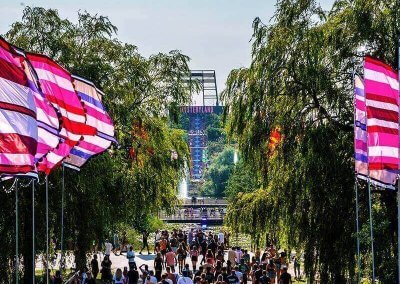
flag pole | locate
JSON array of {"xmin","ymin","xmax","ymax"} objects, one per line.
[
  {"xmin": 32, "ymin": 179, "xmax": 35, "ymax": 284},
  {"xmin": 355, "ymin": 181, "xmax": 361, "ymax": 282},
  {"xmin": 60, "ymin": 164, "xmax": 65, "ymax": 273},
  {"xmin": 15, "ymin": 178, "xmax": 19, "ymax": 284},
  {"xmin": 367, "ymin": 179, "xmax": 375, "ymax": 282},
  {"xmin": 45, "ymin": 175, "xmax": 49, "ymax": 284}
]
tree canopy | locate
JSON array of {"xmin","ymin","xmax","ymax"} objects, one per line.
[
  {"xmin": 222, "ymin": 0, "xmax": 400, "ymax": 282},
  {"xmin": 0, "ymin": 6, "xmax": 195, "ymax": 281}
]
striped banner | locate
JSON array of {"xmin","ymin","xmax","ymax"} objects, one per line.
[
  {"xmin": 19, "ymin": 54, "xmax": 60, "ymax": 163},
  {"xmin": 63, "ymin": 76, "xmax": 115, "ymax": 169},
  {"xmin": 354, "ymin": 75, "xmax": 368, "ymax": 179},
  {"xmin": 364, "ymin": 56, "xmax": 399, "ymax": 189},
  {"xmin": 26, "ymin": 53, "xmax": 95, "ymax": 174},
  {"xmin": 0, "ymin": 38, "xmax": 38, "ymax": 175}
]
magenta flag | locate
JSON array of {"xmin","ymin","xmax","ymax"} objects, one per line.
[
  {"xmin": 0, "ymin": 38, "xmax": 38, "ymax": 175},
  {"xmin": 63, "ymin": 76, "xmax": 116, "ymax": 170},
  {"xmin": 354, "ymin": 75, "xmax": 368, "ymax": 179},
  {"xmin": 18, "ymin": 54, "xmax": 61, "ymax": 164},
  {"xmin": 27, "ymin": 54, "xmax": 96, "ymax": 174},
  {"xmin": 364, "ymin": 56, "xmax": 399, "ymax": 189}
]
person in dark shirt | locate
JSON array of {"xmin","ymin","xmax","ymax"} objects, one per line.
[
  {"xmin": 254, "ymin": 265, "xmax": 263, "ymax": 284},
  {"xmin": 52, "ymin": 270, "xmax": 63, "ymax": 284},
  {"xmin": 221, "ymin": 267, "xmax": 229, "ymax": 283},
  {"xmin": 238, "ymin": 259, "xmax": 249, "ymax": 283},
  {"xmin": 279, "ymin": 266, "xmax": 292, "ymax": 284},
  {"xmin": 86, "ymin": 272, "xmax": 96, "ymax": 284},
  {"xmin": 207, "ymin": 239, "xmax": 218, "ymax": 255},
  {"xmin": 90, "ymin": 254, "xmax": 99, "ymax": 280},
  {"xmin": 259, "ymin": 270, "xmax": 271, "ymax": 284},
  {"xmin": 140, "ymin": 231, "xmax": 150, "ymax": 255},
  {"xmin": 205, "ymin": 266, "xmax": 214, "ymax": 283},
  {"xmin": 226, "ymin": 270, "xmax": 239, "ymax": 284},
  {"xmin": 128, "ymin": 266, "xmax": 139, "ymax": 284}
]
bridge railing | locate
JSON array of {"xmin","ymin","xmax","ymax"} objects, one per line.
[
  {"xmin": 160, "ymin": 210, "xmax": 225, "ymax": 220},
  {"xmin": 181, "ymin": 198, "xmax": 227, "ymax": 206}
]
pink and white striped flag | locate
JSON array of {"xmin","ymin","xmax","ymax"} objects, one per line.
[
  {"xmin": 364, "ymin": 56, "xmax": 399, "ymax": 189},
  {"xmin": 0, "ymin": 38, "xmax": 38, "ymax": 175},
  {"xmin": 63, "ymin": 76, "xmax": 115, "ymax": 170},
  {"xmin": 27, "ymin": 53, "xmax": 96, "ymax": 174},
  {"xmin": 19, "ymin": 56, "xmax": 60, "ymax": 163}
]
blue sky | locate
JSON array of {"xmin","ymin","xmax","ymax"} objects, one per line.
[{"xmin": 0, "ymin": 0, "xmax": 335, "ymax": 91}]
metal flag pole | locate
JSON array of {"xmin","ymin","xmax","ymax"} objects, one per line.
[
  {"xmin": 45, "ymin": 175, "xmax": 49, "ymax": 284},
  {"xmin": 60, "ymin": 164, "xmax": 65, "ymax": 273},
  {"xmin": 15, "ymin": 178, "xmax": 19, "ymax": 284},
  {"xmin": 355, "ymin": 181, "xmax": 361, "ymax": 282},
  {"xmin": 32, "ymin": 180, "xmax": 35, "ymax": 284},
  {"xmin": 367, "ymin": 179, "xmax": 376, "ymax": 282}
]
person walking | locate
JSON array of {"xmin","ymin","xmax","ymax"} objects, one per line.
[
  {"xmin": 160, "ymin": 237, "xmax": 168, "ymax": 263},
  {"xmin": 127, "ymin": 266, "xmax": 139, "ymax": 284},
  {"xmin": 279, "ymin": 266, "xmax": 292, "ymax": 284},
  {"xmin": 293, "ymin": 256, "xmax": 300, "ymax": 280},
  {"xmin": 127, "ymin": 246, "xmax": 137, "ymax": 270},
  {"xmin": 154, "ymin": 252, "xmax": 164, "ymax": 281},
  {"xmin": 101, "ymin": 255, "xmax": 113, "ymax": 283},
  {"xmin": 177, "ymin": 243, "xmax": 186, "ymax": 273},
  {"xmin": 121, "ymin": 231, "xmax": 128, "ymax": 255},
  {"xmin": 104, "ymin": 239, "xmax": 113, "ymax": 257},
  {"xmin": 226, "ymin": 269, "xmax": 239, "ymax": 284},
  {"xmin": 90, "ymin": 254, "xmax": 99, "ymax": 280},
  {"xmin": 113, "ymin": 232, "xmax": 120, "ymax": 256},
  {"xmin": 190, "ymin": 245, "xmax": 199, "ymax": 271},
  {"xmin": 266, "ymin": 260, "xmax": 276, "ymax": 284},
  {"xmin": 228, "ymin": 247, "xmax": 236, "ymax": 265},
  {"xmin": 166, "ymin": 248, "xmax": 177, "ymax": 270},
  {"xmin": 238, "ymin": 259, "xmax": 249, "ymax": 284},
  {"xmin": 140, "ymin": 231, "xmax": 151, "ymax": 255}
]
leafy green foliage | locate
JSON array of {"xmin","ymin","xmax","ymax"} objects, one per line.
[
  {"xmin": 201, "ymin": 147, "xmax": 235, "ymax": 197},
  {"xmin": 222, "ymin": 0, "xmax": 400, "ymax": 282},
  {"xmin": 0, "ymin": 6, "xmax": 196, "ymax": 280}
]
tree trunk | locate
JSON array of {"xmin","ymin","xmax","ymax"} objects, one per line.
[{"xmin": 74, "ymin": 190, "xmax": 90, "ymax": 271}]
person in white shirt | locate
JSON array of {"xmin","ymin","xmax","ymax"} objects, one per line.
[
  {"xmin": 113, "ymin": 268, "xmax": 125, "ymax": 284},
  {"xmin": 145, "ymin": 270, "xmax": 158, "ymax": 284},
  {"xmin": 218, "ymin": 232, "xmax": 224, "ymax": 244},
  {"xmin": 177, "ymin": 270, "xmax": 193, "ymax": 284},
  {"xmin": 154, "ymin": 230, "xmax": 162, "ymax": 254},
  {"xmin": 235, "ymin": 247, "xmax": 243, "ymax": 263},
  {"xmin": 127, "ymin": 246, "xmax": 137, "ymax": 270},
  {"xmin": 104, "ymin": 239, "xmax": 113, "ymax": 256}
]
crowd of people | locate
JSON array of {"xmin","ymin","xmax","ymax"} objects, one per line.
[{"xmin": 49, "ymin": 228, "xmax": 300, "ymax": 284}]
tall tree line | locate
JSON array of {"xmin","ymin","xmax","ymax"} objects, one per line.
[
  {"xmin": 222, "ymin": 0, "xmax": 399, "ymax": 282},
  {"xmin": 0, "ymin": 7, "xmax": 197, "ymax": 282}
]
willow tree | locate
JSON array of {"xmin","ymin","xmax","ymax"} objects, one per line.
[
  {"xmin": 223, "ymin": 0, "xmax": 399, "ymax": 282},
  {"xmin": 0, "ymin": 6, "xmax": 195, "ymax": 280}
]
